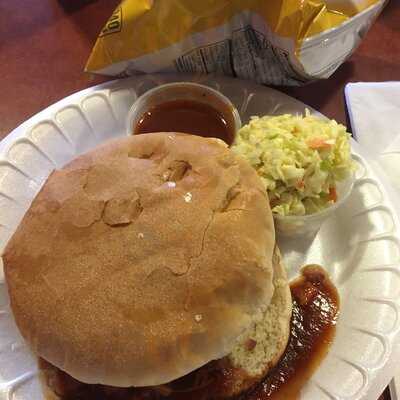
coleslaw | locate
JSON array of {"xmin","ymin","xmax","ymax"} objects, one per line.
[{"xmin": 232, "ymin": 111, "xmax": 354, "ymax": 216}]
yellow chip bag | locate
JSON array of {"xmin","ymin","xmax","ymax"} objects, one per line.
[{"xmin": 86, "ymin": 0, "xmax": 386, "ymax": 85}]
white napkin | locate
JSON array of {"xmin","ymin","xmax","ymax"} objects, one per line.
[
  {"xmin": 345, "ymin": 82, "xmax": 400, "ymax": 150},
  {"xmin": 346, "ymin": 82, "xmax": 400, "ymax": 189},
  {"xmin": 345, "ymin": 81, "xmax": 400, "ymax": 400}
]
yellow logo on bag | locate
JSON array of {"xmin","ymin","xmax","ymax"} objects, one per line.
[{"xmin": 100, "ymin": 7, "xmax": 122, "ymax": 37}]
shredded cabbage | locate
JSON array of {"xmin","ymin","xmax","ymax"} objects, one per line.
[{"xmin": 232, "ymin": 111, "xmax": 354, "ymax": 216}]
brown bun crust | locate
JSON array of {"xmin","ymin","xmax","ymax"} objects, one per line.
[{"xmin": 3, "ymin": 133, "xmax": 275, "ymax": 387}]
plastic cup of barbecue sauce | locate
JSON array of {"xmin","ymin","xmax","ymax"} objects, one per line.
[{"xmin": 126, "ymin": 82, "xmax": 241, "ymax": 146}]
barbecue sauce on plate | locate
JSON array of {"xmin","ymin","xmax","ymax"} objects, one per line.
[
  {"xmin": 39, "ymin": 265, "xmax": 339, "ymax": 400},
  {"xmin": 245, "ymin": 265, "xmax": 339, "ymax": 399},
  {"xmin": 134, "ymin": 100, "xmax": 234, "ymax": 146}
]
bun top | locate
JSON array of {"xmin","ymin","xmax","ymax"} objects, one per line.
[{"xmin": 4, "ymin": 133, "xmax": 275, "ymax": 387}]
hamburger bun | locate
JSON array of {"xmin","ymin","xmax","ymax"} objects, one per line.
[
  {"xmin": 220, "ymin": 246, "xmax": 292, "ymax": 397},
  {"xmin": 3, "ymin": 133, "xmax": 276, "ymax": 388},
  {"xmin": 38, "ymin": 245, "xmax": 292, "ymax": 400},
  {"xmin": 135, "ymin": 246, "xmax": 291, "ymax": 399}
]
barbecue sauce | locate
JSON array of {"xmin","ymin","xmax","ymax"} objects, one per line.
[
  {"xmin": 39, "ymin": 265, "xmax": 339, "ymax": 400},
  {"xmin": 245, "ymin": 265, "xmax": 339, "ymax": 399},
  {"xmin": 134, "ymin": 100, "xmax": 234, "ymax": 145}
]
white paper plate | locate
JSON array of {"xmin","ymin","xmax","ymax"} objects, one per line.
[{"xmin": 0, "ymin": 74, "xmax": 399, "ymax": 400}]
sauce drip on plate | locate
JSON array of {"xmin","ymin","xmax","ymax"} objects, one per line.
[
  {"xmin": 245, "ymin": 264, "xmax": 339, "ymax": 400},
  {"xmin": 134, "ymin": 100, "xmax": 234, "ymax": 145},
  {"xmin": 39, "ymin": 265, "xmax": 339, "ymax": 400}
]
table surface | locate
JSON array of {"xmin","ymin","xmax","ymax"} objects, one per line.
[{"xmin": 1, "ymin": 1, "xmax": 399, "ymax": 399}]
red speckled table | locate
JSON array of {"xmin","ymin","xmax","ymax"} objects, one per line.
[{"xmin": 1, "ymin": 1, "xmax": 399, "ymax": 399}]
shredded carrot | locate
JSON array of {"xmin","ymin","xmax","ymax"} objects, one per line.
[
  {"xmin": 329, "ymin": 187, "xmax": 337, "ymax": 202},
  {"xmin": 307, "ymin": 138, "xmax": 332, "ymax": 150}
]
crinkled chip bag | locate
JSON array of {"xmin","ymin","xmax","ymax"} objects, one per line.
[{"xmin": 85, "ymin": 0, "xmax": 386, "ymax": 86}]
